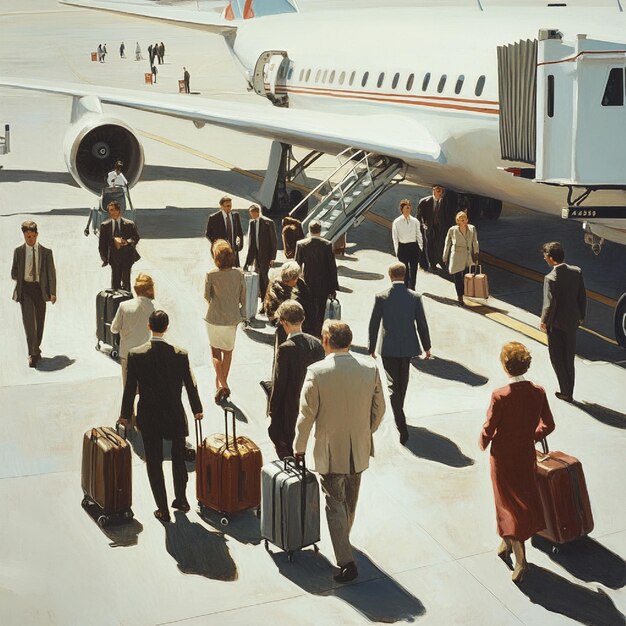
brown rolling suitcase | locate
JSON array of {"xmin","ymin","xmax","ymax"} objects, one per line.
[
  {"xmin": 81, "ymin": 427, "xmax": 133, "ymax": 527},
  {"xmin": 535, "ymin": 438, "xmax": 594, "ymax": 544},
  {"xmin": 464, "ymin": 264, "xmax": 489, "ymax": 299},
  {"xmin": 195, "ymin": 407, "xmax": 263, "ymax": 524}
]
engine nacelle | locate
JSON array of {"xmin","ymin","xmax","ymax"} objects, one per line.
[{"xmin": 63, "ymin": 95, "xmax": 144, "ymax": 195}]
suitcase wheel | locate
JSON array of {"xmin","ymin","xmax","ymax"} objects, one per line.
[
  {"xmin": 97, "ymin": 515, "xmax": 108, "ymax": 528},
  {"xmin": 84, "ymin": 228, "xmax": 89, "ymax": 237},
  {"xmin": 111, "ymin": 349, "xmax": 119, "ymax": 359},
  {"xmin": 81, "ymin": 496, "xmax": 90, "ymax": 508},
  {"xmin": 287, "ymin": 551, "xmax": 294, "ymax": 563},
  {"xmin": 123, "ymin": 510, "xmax": 134, "ymax": 520},
  {"xmin": 184, "ymin": 447, "xmax": 196, "ymax": 462},
  {"xmin": 220, "ymin": 515, "xmax": 229, "ymax": 527}
]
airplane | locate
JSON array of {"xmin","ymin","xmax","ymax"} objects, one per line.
[{"xmin": 1, "ymin": 0, "xmax": 625, "ymax": 347}]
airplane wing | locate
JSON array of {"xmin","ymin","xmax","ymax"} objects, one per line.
[{"xmin": 0, "ymin": 78, "xmax": 443, "ymax": 163}]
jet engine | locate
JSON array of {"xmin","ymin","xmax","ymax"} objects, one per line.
[{"xmin": 63, "ymin": 95, "xmax": 144, "ymax": 195}]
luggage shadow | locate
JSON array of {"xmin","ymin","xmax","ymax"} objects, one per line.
[
  {"xmin": 337, "ymin": 266, "xmax": 384, "ymax": 281},
  {"xmin": 531, "ymin": 536, "xmax": 626, "ymax": 589},
  {"xmin": 517, "ymin": 564, "xmax": 625, "ymax": 626},
  {"xmin": 572, "ymin": 401, "xmax": 626, "ymax": 430},
  {"xmin": 36, "ymin": 355, "xmax": 75, "ymax": 371},
  {"xmin": 405, "ymin": 426, "xmax": 474, "ymax": 468},
  {"xmin": 411, "ymin": 355, "xmax": 489, "ymax": 387},
  {"xmin": 219, "ymin": 399, "xmax": 249, "ymax": 423},
  {"xmin": 270, "ymin": 547, "xmax": 425, "ymax": 622},
  {"xmin": 81, "ymin": 501, "xmax": 143, "ymax": 547},
  {"xmin": 198, "ymin": 507, "xmax": 262, "ymax": 546},
  {"xmin": 164, "ymin": 512, "xmax": 238, "ymax": 581}
]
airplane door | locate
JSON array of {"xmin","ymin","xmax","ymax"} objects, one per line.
[{"xmin": 252, "ymin": 50, "xmax": 289, "ymax": 106}]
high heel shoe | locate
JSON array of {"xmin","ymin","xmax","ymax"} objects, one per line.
[
  {"xmin": 510, "ymin": 539, "xmax": 528, "ymax": 583},
  {"xmin": 215, "ymin": 388, "xmax": 226, "ymax": 404},
  {"xmin": 497, "ymin": 539, "xmax": 513, "ymax": 570}
]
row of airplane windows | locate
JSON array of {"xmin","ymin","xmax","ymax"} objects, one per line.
[{"xmin": 279, "ymin": 65, "xmax": 487, "ymax": 97}]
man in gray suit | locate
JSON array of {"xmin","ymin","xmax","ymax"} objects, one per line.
[
  {"xmin": 295, "ymin": 320, "xmax": 385, "ymax": 583},
  {"xmin": 540, "ymin": 242, "xmax": 587, "ymax": 402},
  {"xmin": 11, "ymin": 221, "xmax": 57, "ymax": 367},
  {"xmin": 368, "ymin": 262, "xmax": 431, "ymax": 444}
]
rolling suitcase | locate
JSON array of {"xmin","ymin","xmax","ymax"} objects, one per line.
[
  {"xmin": 535, "ymin": 438, "xmax": 594, "ymax": 544},
  {"xmin": 243, "ymin": 271, "xmax": 259, "ymax": 321},
  {"xmin": 324, "ymin": 297, "xmax": 342, "ymax": 321},
  {"xmin": 464, "ymin": 265, "xmax": 489, "ymax": 299},
  {"xmin": 81, "ymin": 426, "xmax": 133, "ymax": 527},
  {"xmin": 96, "ymin": 289, "xmax": 132, "ymax": 358},
  {"xmin": 261, "ymin": 456, "xmax": 320, "ymax": 561},
  {"xmin": 195, "ymin": 407, "xmax": 262, "ymax": 525}
]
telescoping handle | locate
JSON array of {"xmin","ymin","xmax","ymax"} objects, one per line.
[
  {"xmin": 470, "ymin": 264, "xmax": 482, "ymax": 275},
  {"xmin": 540, "ymin": 438, "xmax": 550, "ymax": 454},
  {"xmin": 224, "ymin": 406, "xmax": 237, "ymax": 450},
  {"xmin": 283, "ymin": 455, "xmax": 306, "ymax": 478},
  {"xmin": 195, "ymin": 418, "xmax": 203, "ymax": 447}
]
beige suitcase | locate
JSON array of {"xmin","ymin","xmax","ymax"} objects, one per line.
[{"xmin": 465, "ymin": 265, "xmax": 489, "ymax": 299}]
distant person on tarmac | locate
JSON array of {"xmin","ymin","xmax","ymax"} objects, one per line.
[
  {"xmin": 97, "ymin": 43, "xmax": 104, "ymax": 63},
  {"xmin": 158, "ymin": 41, "xmax": 165, "ymax": 64},
  {"xmin": 119, "ymin": 41, "xmax": 125, "ymax": 58},
  {"xmin": 135, "ymin": 42, "xmax": 142, "ymax": 61},
  {"xmin": 151, "ymin": 64, "xmax": 157, "ymax": 84},
  {"xmin": 183, "ymin": 67, "xmax": 190, "ymax": 93}
]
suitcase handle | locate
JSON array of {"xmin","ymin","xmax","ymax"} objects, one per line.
[
  {"xmin": 224, "ymin": 406, "xmax": 237, "ymax": 451},
  {"xmin": 91, "ymin": 427, "xmax": 122, "ymax": 447},
  {"xmin": 195, "ymin": 418, "xmax": 203, "ymax": 447},
  {"xmin": 468, "ymin": 264, "xmax": 482, "ymax": 275},
  {"xmin": 283, "ymin": 455, "xmax": 306, "ymax": 477},
  {"xmin": 539, "ymin": 438, "xmax": 549, "ymax": 454}
]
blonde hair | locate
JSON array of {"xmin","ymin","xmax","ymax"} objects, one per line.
[
  {"xmin": 134, "ymin": 273, "xmax": 155, "ymax": 299},
  {"xmin": 455, "ymin": 210, "xmax": 468, "ymax": 224},
  {"xmin": 212, "ymin": 239, "xmax": 235, "ymax": 269},
  {"xmin": 500, "ymin": 342, "xmax": 532, "ymax": 376}
]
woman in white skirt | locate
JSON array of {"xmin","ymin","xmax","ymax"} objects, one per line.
[
  {"xmin": 442, "ymin": 211, "xmax": 479, "ymax": 306},
  {"xmin": 204, "ymin": 239, "xmax": 246, "ymax": 403}
]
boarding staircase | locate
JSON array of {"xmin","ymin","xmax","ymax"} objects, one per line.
[{"xmin": 291, "ymin": 149, "xmax": 405, "ymax": 244}]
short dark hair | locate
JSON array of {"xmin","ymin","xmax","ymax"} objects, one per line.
[
  {"xmin": 309, "ymin": 220, "xmax": 322, "ymax": 235},
  {"xmin": 107, "ymin": 200, "xmax": 121, "ymax": 212},
  {"xmin": 399, "ymin": 198, "xmax": 411, "ymax": 210},
  {"xmin": 21, "ymin": 220, "xmax": 38, "ymax": 234},
  {"xmin": 219, "ymin": 195, "xmax": 232, "ymax": 207},
  {"xmin": 277, "ymin": 300, "xmax": 305, "ymax": 325},
  {"xmin": 322, "ymin": 320, "xmax": 352, "ymax": 349},
  {"xmin": 149, "ymin": 310, "xmax": 169, "ymax": 333},
  {"xmin": 500, "ymin": 341, "xmax": 532, "ymax": 376},
  {"xmin": 389, "ymin": 262, "xmax": 406, "ymax": 281},
  {"xmin": 542, "ymin": 241, "xmax": 565, "ymax": 263}
]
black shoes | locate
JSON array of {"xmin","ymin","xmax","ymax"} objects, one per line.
[
  {"xmin": 555, "ymin": 392, "xmax": 573, "ymax": 403},
  {"xmin": 154, "ymin": 509, "xmax": 171, "ymax": 524},
  {"xmin": 399, "ymin": 430, "xmax": 409, "ymax": 445},
  {"xmin": 28, "ymin": 355, "xmax": 40, "ymax": 368},
  {"xmin": 171, "ymin": 499, "xmax": 191, "ymax": 513},
  {"xmin": 333, "ymin": 562, "xmax": 358, "ymax": 583}
]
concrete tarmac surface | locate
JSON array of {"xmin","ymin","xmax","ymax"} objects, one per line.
[{"xmin": 0, "ymin": 2, "xmax": 625, "ymax": 625}]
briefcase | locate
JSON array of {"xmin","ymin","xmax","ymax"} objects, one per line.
[
  {"xmin": 464, "ymin": 265, "xmax": 489, "ymax": 299},
  {"xmin": 535, "ymin": 438, "xmax": 594, "ymax": 544},
  {"xmin": 324, "ymin": 297, "xmax": 342, "ymax": 321},
  {"xmin": 243, "ymin": 271, "xmax": 259, "ymax": 321},
  {"xmin": 260, "ymin": 457, "xmax": 320, "ymax": 559},
  {"xmin": 195, "ymin": 407, "xmax": 262, "ymax": 523},
  {"xmin": 81, "ymin": 426, "xmax": 133, "ymax": 527}
]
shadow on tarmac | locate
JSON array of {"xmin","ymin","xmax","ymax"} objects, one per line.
[
  {"xmin": 531, "ymin": 536, "xmax": 626, "ymax": 589},
  {"xmin": 518, "ymin": 564, "xmax": 625, "ymax": 626},
  {"xmin": 199, "ymin": 506, "xmax": 262, "ymax": 546},
  {"xmin": 270, "ymin": 547, "xmax": 425, "ymax": 623},
  {"xmin": 165, "ymin": 511, "xmax": 238, "ymax": 581},
  {"xmin": 411, "ymin": 355, "xmax": 489, "ymax": 387},
  {"xmin": 126, "ymin": 430, "xmax": 196, "ymax": 472},
  {"xmin": 572, "ymin": 401, "xmax": 626, "ymax": 430},
  {"xmin": 404, "ymin": 426, "xmax": 474, "ymax": 468},
  {"xmin": 81, "ymin": 500, "xmax": 143, "ymax": 547},
  {"xmin": 36, "ymin": 355, "xmax": 76, "ymax": 371},
  {"xmin": 337, "ymin": 265, "xmax": 385, "ymax": 281}
]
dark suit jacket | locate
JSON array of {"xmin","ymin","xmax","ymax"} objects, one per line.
[
  {"xmin": 416, "ymin": 191, "xmax": 458, "ymax": 231},
  {"xmin": 295, "ymin": 236, "xmax": 339, "ymax": 298},
  {"xmin": 99, "ymin": 218, "xmax": 140, "ymax": 266},
  {"xmin": 368, "ymin": 283, "xmax": 431, "ymax": 357},
  {"xmin": 264, "ymin": 278, "xmax": 316, "ymax": 337},
  {"xmin": 121, "ymin": 340, "xmax": 203, "ymax": 439},
  {"xmin": 244, "ymin": 215, "xmax": 277, "ymax": 269},
  {"xmin": 270, "ymin": 332, "xmax": 324, "ymax": 428},
  {"xmin": 541, "ymin": 264, "xmax": 587, "ymax": 332},
  {"xmin": 205, "ymin": 211, "xmax": 244, "ymax": 257},
  {"xmin": 11, "ymin": 244, "xmax": 56, "ymax": 303}
]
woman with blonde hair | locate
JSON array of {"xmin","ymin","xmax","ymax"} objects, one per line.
[
  {"xmin": 480, "ymin": 342, "xmax": 555, "ymax": 583},
  {"xmin": 442, "ymin": 210, "xmax": 479, "ymax": 305},
  {"xmin": 204, "ymin": 239, "xmax": 246, "ymax": 403}
]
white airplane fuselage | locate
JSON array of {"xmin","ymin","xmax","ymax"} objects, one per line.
[{"xmin": 228, "ymin": 6, "xmax": 626, "ymax": 243}]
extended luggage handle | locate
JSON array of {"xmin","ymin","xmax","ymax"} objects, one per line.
[
  {"xmin": 195, "ymin": 418, "xmax": 203, "ymax": 447},
  {"xmin": 536, "ymin": 437, "xmax": 550, "ymax": 460},
  {"xmin": 283, "ymin": 456, "xmax": 308, "ymax": 543},
  {"xmin": 224, "ymin": 407, "xmax": 237, "ymax": 450},
  {"xmin": 468, "ymin": 264, "xmax": 482, "ymax": 275},
  {"xmin": 283, "ymin": 455, "xmax": 306, "ymax": 478}
]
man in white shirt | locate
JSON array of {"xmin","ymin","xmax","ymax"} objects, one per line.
[
  {"xmin": 391, "ymin": 198, "xmax": 423, "ymax": 290},
  {"xmin": 106, "ymin": 160, "xmax": 128, "ymax": 189}
]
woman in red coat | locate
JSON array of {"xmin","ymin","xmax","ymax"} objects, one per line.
[{"xmin": 480, "ymin": 342, "xmax": 555, "ymax": 583}]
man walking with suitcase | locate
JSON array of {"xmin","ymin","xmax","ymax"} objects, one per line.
[
  {"xmin": 117, "ymin": 310, "xmax": 203, "ymax": 523},
  {"xmin": 295, "ymin": 320, "xmax": 385, "ymax": 583}
]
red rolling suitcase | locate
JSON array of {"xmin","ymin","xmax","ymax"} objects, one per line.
[{"xmin": 535, "ymin": 438, "xmax": 594, "ymax": 543}]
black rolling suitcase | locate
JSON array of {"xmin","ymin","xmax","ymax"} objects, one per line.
[{"xmin": 96, "ymin": 289, "xmax": 132, "ymax": 358}]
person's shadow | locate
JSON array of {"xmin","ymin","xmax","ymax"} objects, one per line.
[
  {"xmin": 337, "ymin": 266, "xmax": 384, "ymax": 281},
  {"xmin": 199, "ymin": 507, "xmax": 262, "ymax": 546},
  {"xmin": 531, "ymin": 536, "xmax": 626, "ymax": 589},
  {"xmin": 518, "ymin": 564, "xmax": 625, "ymax": 626},
  {"xmin": 218, "ymin": 399, "xmax": 249, "ymax": 424},
  {"xmin": 405, "ymin": 426, "xmax": 474, "ymax": 468},
  {"xmin": 164, "ymin": 512, "xmax": 238, "ymax": 581},
  {"xmin": 36, "ymin": 355, "xmax": 75, "ymax": 371},
  {"xmin": 126, "ymin": 430, "xmax": 196, "ymax": 471},
  {"xmin": 269, "ymin": 547, "xmax": 425, "ymax": 623},
  {"xmin": 242, "ymin": 325, "xmax": 276, "ymax": 347},
  {"xmin": 572, "ymin": 401, "xmax": 626, "ymax": 430},
  {"xmin": 411, "ymin": 355, "xmax": 489, "ymax": 387}
]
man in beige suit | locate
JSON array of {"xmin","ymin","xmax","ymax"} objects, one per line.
[{"xmin": 295, "ymin": 320, "xmax": 385, "ymax": 583}]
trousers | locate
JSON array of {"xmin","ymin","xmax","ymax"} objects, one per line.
[
  {"xmin": 547, "ymin": 327, "xmax": 577, "ymax": 397},
  {"xmin": 143, "ymin": 436, "xmax": 188, "ymax": 512},
  {"xmin": 397, "ymin": 242, "xmax": 419, "ymax": 290},
  {"xmin": 382, "ymin": 356, "xmax": 411, "ymax": 434},
  {"xmin": 20, "ymin": 282, "xmax": 46, "ymax": 357}
]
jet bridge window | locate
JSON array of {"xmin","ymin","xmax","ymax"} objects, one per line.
[
  {"xmin": 422, "ymin": 72, "xmax": 431, "ymax": 91},
  {"xmin": 601, "ymin": 67, "xmax": 624, "ymax": 106},
  {"xmin": 455, "ymin": 75, "xmax": 465, "ymax": 94},
  {"xmin": 437, "ymin": 74, "xmax": 447, "ymax": 93},
  {"xmin": 392, "ymin": 73, "xmax": 400, "ymax": 89},
  {"xmin": 406, "ymin": 73, "xmax": 414, "ymax": 91},
  {"xmin": 362, "ymin": 72, "xmax": 369, "ymax": 87},
  {"xmin": 475, "ymin": 75, "xmax": 485, "ymax": 97},
  {"xmin": 338, "ymin": 71, "xmax": 345, "ymax": 85}
]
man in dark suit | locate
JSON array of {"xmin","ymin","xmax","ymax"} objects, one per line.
[
  {"xmin": 268, "ymin": 301, "xmax": 324, "ymax": 459},
  {"xmin": 243, "ymin": 204, "xmax": 277, "ymax": 313},
  {"xmin": 11, "ymin": 220, "xmax": 57, "ymax": 367},
  {"xmin": 368, "ymin": 262, "xmax": 432, "ymax": 444},
  {"xmin": 295, "ymin": 220, "xmax": 339, "ymax": 337},
  {"xmin": 540, "ymin": 242, "xmax": 587, "ymax": 402},
  {"xmin": 205, "ymin": 195, "xmax": 244, "ymax": 267},
  {"xmin": 416, "ymin": 185, "xmax": 458, "ymax": 271},
  {"xmin": 99, "ymin": 200, "xmax": 140, "ymax": 291},
  {"xmin": 118, "ymin": 310, "xmax": 203, "ymax": 523}
]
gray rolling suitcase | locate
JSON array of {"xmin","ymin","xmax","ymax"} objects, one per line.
[
  {"xmin": 96, "ymin": 289, "xmax": 132, "ymax": 358},
  {"xmin": 261, "ymin": 457, "xmax": 320, "ymax": 561},
  {"xmin": 243, "ymin": 271, "xmax": 259, "ymax": 321}
]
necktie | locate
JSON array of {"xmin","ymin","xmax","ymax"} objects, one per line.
[
  {"xmin": 434, "ymin": 200, "xmax": 440, "ymax": 226},
  {"xmin": 249, "ymin": 220, "xmax": 258, "ymax": 257},
  {"xmin": 226, "ymin": 213, "xmax": 233, "ymax": 247},
  {"xmin": 30, "ymin": 247, "xmax": 37, "ymax": 282},
  {"xmin": 114, "ymin": 220, "xmax": 120, "ymax": 237}
]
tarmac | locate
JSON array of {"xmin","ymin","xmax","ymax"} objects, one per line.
[{"xmin": 0, "ymin": 2, "xmax": 625, "ymax": 625}]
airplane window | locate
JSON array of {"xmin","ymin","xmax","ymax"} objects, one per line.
[
  {"xmin": 339, "ymin": 71, "xmax": 345, "ymax": 85},
  {"xmin": 315, "ymin": 70, "xmax": 321, "ymax": 83},
  {"xmin": 422, "ymin": 72, "xmax": 431, "ymax": 91},
  {"xmin": 392, "ymin": 73, "xmax": 400, "ymax": 89},
  {"xmin": 455, "ymin": 75, "xmax": 464, "ymax": 94},
  {"xmin": 349, "ymin": 71, "xmax": 356, "ymax": 86},
  {"xmin": 406, "ymin": 73, "xmax": 414, "ymax": 91},
  {"xmin": 547, "ymin": 75, "xmax": 555, "ymax": 117},
  {"xmin": 322, "ymin": 70, "xmax": 328, "ymax": 83},
  {"xmin": 437, "ymin": 74, "xmax": 447, "ymax": 93},
  {"xmin": 602, "ymin": 67, "xmax": 624, "ymax": 106},
  {"xmin": 329, "ymin": 70, "xmax": 335, "ymax": 84},
  {"xmin": 306, "ymin": 69, "xmax": 311, "ymax": 82},
  {"xmin": 377, "ymin": 72, "xmax": 385, "ymax": 88},
  {"xmin": 475, "ymin": 75, "xmax": 486, "ymax": 96},
  {"xmin": 299, "ymin": 69, "xmax": 304, "ymax": 81},
  {"xmin": 362, "ymin": 72, "xmax": 369, "ymax": 87}
]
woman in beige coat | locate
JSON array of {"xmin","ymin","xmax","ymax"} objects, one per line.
[
  {"xmin": 442, "ymin": 211, "xmax": 479, "ymax": 305},
  {"xmin": 204, "ymin": 240, "xmax": 246, "ymax": 403}
]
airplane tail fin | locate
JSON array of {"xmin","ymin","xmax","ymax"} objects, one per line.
[{"xmin": 224, "ymin": 0, "xmax": 298, "ymax": 21}]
